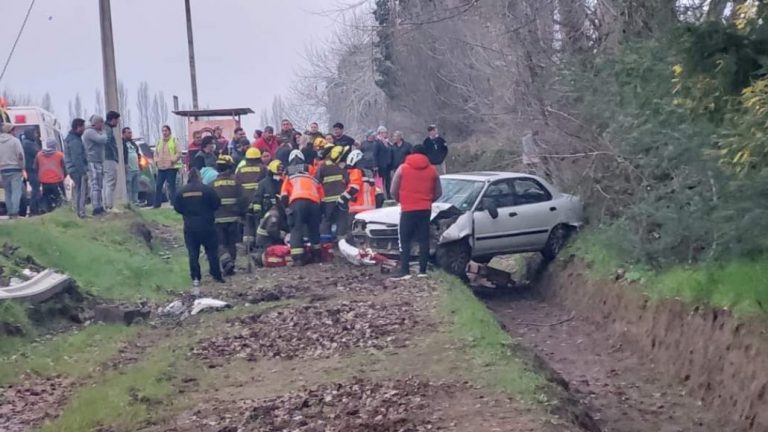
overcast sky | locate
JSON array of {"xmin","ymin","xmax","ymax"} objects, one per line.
[{"xmin": 0, "ymin": 0, "xmax": 343, "ymax": 135}]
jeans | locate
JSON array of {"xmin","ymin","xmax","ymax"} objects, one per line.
[
  {"xmin": 103, "ymin": 160, "xmax": 118, "ymax": 209},
  {"xmin": 398, "ymin": 209, "xmax": 431, "ymax": 275},
  {"xmin": 1, "ymin": 170, "xmax": 23, "ymax": 216},
  {"xmin": 184, "ymin": 227, "xmax": 222, "ymax": 281},
  {"xmin": 41, "ymin": 182, "xmax": 64, "ymax": 212},
  {"xmin": 126, "ymin": 170, "xmax": 141, "ymax": 204},
  {"xmin": 88, "ymin": 162, "xmax": 104, "ymax": 210},
  {"xmin": 154, "ymin": 169, "xmax": 178, "ymax": 208},
  {"xmin": 27, "ymin": 170, "xmax": 41, "ymax": 215},
  {"xmin": 70, "ymin": 173, "xmax": 88, "ymax": 218}
]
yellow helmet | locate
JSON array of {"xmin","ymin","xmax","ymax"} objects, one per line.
[
  {"xmin": 313, "ymin": 137, "xmax": 328, "ymax": 150},
  {"xmin": 216, "ymin": 155, "xmax": 234, "ymax": 167},
  {"xmin": 267, "ymin": 160, "xmax": 284, "ymax": 174},
  {"xmin": 245, "ymin": 147, "xmax": 262, "ymax": 160},
  {"xmin": 329, "ymin": 145, "xmax": 344, "ymax": 162}
]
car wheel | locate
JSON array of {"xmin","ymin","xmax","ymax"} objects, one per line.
[
  {"xmin": 541, "ymin": 225, "xmax": 569, "ymax": 261},
  {"xmin": 436, "ymin": 239, "xmax": 471, "ymax": 278}
]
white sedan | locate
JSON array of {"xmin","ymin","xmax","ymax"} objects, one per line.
[{"xmin": 342, "ymin": 172, "xmax": 584, "ymax": 276}]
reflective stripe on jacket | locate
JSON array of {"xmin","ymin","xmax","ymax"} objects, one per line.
[
  {"xmin": 235, "ymin": 161, "xmax": 265, "ymax": 191},
  {"xmin": 346, "ymin": 167, "xmax": 375, "ymax": 214},
  {"xmin": 212, "ymin": 174, "xmax": 245, "ymax": 223},
  {"xmin": 315, "ymin": 160, "xmax": 346, "ymax": 203},
  {"xmin": 280, "ymin": 172, "xmax": 323, "ymax": 204}
]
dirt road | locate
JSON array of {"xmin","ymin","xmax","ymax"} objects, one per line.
[{"xmin": 484, "ymin": 290, "xmax": 739, "ymax": 432}]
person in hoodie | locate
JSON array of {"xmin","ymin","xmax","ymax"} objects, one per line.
[
  {"xmin": 0, "ymin": 123, "xmax": 25, "ymax": 219},
  {"xmin": 82, "ymin": 115, "xmax": 108, "ymax": 216},
  {"xmin": 35, "ymin": 138, "xmax": 67, "ymax": 212},
  {"xmin": 64, "ymin": 118, "xmax": 88, "ymax": 218},
  {"xmin": 21, "ymin": 128, "xmax": 41, "ymax": 215},
  {"xmin": 389, "ymin": 144, "xmax": 442, "ymax": 280},
  {"xmin": 103, "ymin": 110, "xmax": 121, "ymax": 211},
  {"xmin": 422, "ymin": 124, "xmax": 448, "ymax": 174}
]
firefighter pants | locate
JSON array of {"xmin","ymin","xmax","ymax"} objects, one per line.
[
  {"xmin": 320, "ymin": 202, "xmax": 339, "ymax": 237},
  {"xmin": 289, "ymin": 199, "xmax": 321, "ymax": 260},
  {"xmin": 244, "ymin": 213, "xmax": 258, "ymax": 247},
  {"xmin": 216, "ymin": 222, "xmax": 240, "ymax": 274},
  {"xmin": 184, "ymin": 227, "xmax": 222, "ymax": 281}
]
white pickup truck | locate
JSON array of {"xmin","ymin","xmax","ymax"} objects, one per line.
[{"xmin": 341, "ymin": 172, "xmax": 584, "ymax": 276}]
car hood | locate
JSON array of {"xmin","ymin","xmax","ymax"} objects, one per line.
[{"xmin": 355, "ymin": 202, "xmax": 457, "ymax": 225}]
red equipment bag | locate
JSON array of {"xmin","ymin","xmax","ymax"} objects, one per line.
[{"xmin": 263, "ymin": 245, "xmax": 292, "ymax": 268}]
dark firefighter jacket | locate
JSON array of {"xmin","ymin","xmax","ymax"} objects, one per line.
[
  {"xmin": 314, "ymin": 160, "xmax": 346, "ymax": 203},
  {"xmin": 235, "ymin": 160, "xmax": 265, "ymax": 194},
  {"xmin": 212, "ymin": 172, "xmax": 248, "ymax": 223},
  {"xmin": 252, "ymin": 175, "xmax": 282, "ymax": 220},
  {"xmin": 256, "ymin": 206, "xmax": 288, "ymax": 245},
  {"xmin": 173, "ymin": 181, "xmax": 221, "ymax": 231}
]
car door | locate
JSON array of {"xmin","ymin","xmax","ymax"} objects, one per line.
[
  {"xmin": 473, "ymin": 179, "xmax": 528, "ymax": 255},
  {"xmin": 505, "ymin": 177, "xmax": 560, "ymax": 250},
  {"xmin": 473, "ymin": 178, "xmax": 559, "ymax": 255}
]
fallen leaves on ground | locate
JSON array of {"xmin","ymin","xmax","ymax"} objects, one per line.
[
  {"xmin": 0, "ymin": 376, "xmax": 72, "ymax": 432},
  {"xmin": 193, "ymin": 300, "xmax": 418, "ymax": 361}
]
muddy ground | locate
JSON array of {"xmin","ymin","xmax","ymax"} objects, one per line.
[{"xmin": 1, "ymin": 258, "xmax": 582, "ymax": 432}]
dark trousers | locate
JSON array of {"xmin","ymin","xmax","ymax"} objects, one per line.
[
  {"xmin": 216, "ymin": 222, "xmax": 240, "ymax": 274},
  {"xmin": 41, "ymin": 182, "xmax": 64, "ymax": 212},
  {"xmin": 27, "ymin": 171, "xmax": 41, "ymax": 215},
  {"xmin": 289, "ymin": 199, "xmax": 321, "ymax": 258},
  {"xmin": 153, "ymin": 169, "xmax": 178, "ymax": 208},
  {"xmin": 244, "ymin": 213, "xmax": 258, "ymax": 246},
  {"xmin": 399, "ymin": 210, "xmax": 431, "ymax": 275},
  {"xmin": 381, "ymin": 170, "xmax": 392, "ymax": 200},
  {"xmin": 184, "ymin": 228, "xmax": 222, "ymax": 281},
  {"xmin": 319, "ymin": 201, "xmax": 339, "ymax": 237}
]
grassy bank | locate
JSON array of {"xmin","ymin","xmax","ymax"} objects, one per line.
[
  {"xmin": 0, "ymin": 209, "xmax": 187, "ymax": 301},
  {"xmin": 570, "ymin": 231, "xmax": 768, "ymax": 316},
  {"xmin": 435, "ymin": 272, "xmax": 547, "ymax": 400}
]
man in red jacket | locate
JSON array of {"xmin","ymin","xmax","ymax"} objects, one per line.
[
  {"xmin": 389, "ymin": 144, "xmax": 442, "ymax": 280},
  {"xmin": 254, "ymin": 126, "xmax": 280, "ymax": 158}
]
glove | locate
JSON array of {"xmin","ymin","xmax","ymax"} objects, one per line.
[{"xmin": 337, "ymin": 198, "xmax": 348, "ymax": 212}]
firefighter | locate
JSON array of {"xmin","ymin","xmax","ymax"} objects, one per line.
[
  {"xmin": 315, "ymin": 145, "xmax": 347, "ymax": 237},
  {"xmin": 280, "ymin": 150, "xmax": 324, "ymax": 266},
  {"xmin": 252, "ymin": 160, "xmax": 287, "ymax": 257},
  {"xmin": 212, "ymin": 155, "xmax": 248, "ymax": 275},
  {"xmin": 236, "ymin": 147, "xmax": 266, "ymax": 249},
  {"xmin": 338, "ymin": 150, "xmax": 379, "ymax": 234},
  {"xmin": 172, "ymin": 168, "xmax": 224, "ymax": 291}
]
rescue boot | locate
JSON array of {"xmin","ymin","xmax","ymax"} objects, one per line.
[{"xmin": 292, "ymin": 254, "xmax": 305, "ymax": 267}]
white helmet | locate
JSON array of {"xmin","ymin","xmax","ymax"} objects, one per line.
[
  {"xmin": 288, "ymin": 149, "xmax": 305, "ymax": 164},
  {"xmin": 346, "ymin": 149, "xmax": 363, "ymax": 167}
]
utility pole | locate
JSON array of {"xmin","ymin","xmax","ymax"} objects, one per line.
[
  {"xmin": 99, "ymin": 0, "xmax": 128, "ymax": 204},
  {"xmin": 185, "ymin": 0, "xmax": 199, "ymax": 110}
]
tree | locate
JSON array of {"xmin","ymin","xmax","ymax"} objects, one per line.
[
  {"xmin": 41, "ymin": 92, "xmax": 53, "ymax": 113},
  {"xmin": 259, "ymin": 109, "xmax": 270, "ymax": 129},
  {"xmin": 94, "ymin": 88, "xmax": 104, "ymax": 116},
  {"xmin": 150, "ymin": 91, "xmax": 169, "ymax": 144},
  {"xmin": 270, "ymin": 95, "xmax": 286, "ymax": 129},
  {"xmin": 74, "ymin": 93, "xmax": 83, "ymax": 119},
  {"xmin": 118, "ymin": 81, "xmax": 131, "ymax": 128},
  {"xmin": 136, "ymin": 81, "xmax": 151, "ymax": 142}
]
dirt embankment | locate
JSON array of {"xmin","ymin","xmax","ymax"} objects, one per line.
[{"xmin": 535, "ymin": 257, "xmax": 768, "ymax": 431}]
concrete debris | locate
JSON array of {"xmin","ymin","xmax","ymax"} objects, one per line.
[{"xmin": 191, "ymin": 298, "xmax": 230, "ymax": 316}]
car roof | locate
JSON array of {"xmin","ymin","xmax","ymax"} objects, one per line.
[{"xmin": 443, "ymin": 172, "xmax": 539, "ymax": 181}]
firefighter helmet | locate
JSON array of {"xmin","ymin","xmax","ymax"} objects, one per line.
[
  {"xmin": 329, "ymin": 146, "xmax": 344, "ymax": 162},
  {"xmin": 245, "ymin": 147, "xmax": 262, "ymax": 160},
  {"xmin": 267, "ymin": 160, "xmax": 284, "ymax": 174},
  {"xmin": 346, "ymin": 149, "xmax": 364, "ymax": 167},
  {"xmin": 288, "ymin": 149, "xmax": 305, "ymax": 164}
]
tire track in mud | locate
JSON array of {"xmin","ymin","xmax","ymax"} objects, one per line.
[{"xmin": 483, "ymin": 291, "xmax": 740, "ymax": 432}]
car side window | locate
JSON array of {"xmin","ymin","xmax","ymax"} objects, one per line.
[
  {"xmin": 513, "ymin": 178, "xmax": 552, "ymax": 205},
  {"xmin": 483, "ymin": 180, "xmax": 517, "ymax": 208}
]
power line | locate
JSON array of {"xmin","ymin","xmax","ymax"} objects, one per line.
[{"xmin": 0, "ymin": 0, "xmax": 36, "ymax": 85}]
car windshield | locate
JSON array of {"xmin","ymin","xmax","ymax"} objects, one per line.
[{"xmin": 436, "ymin": 178, "xmax": 485, "ymax": 211}]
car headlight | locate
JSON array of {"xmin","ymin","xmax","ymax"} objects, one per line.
[{"xmin": 351, "ymin": 219, "xmax": 367, "ymax": 232}]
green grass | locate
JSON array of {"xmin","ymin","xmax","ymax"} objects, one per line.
[
  {"xmin": 0, "ymin": 209, "xmax": 187, "ymax": 301},
  {"xmin": 569, "ymin": 231, "xmax": 768, "ymax": 316},
  {"xmin": 134, "ymin": 207, "xmax": 183, "ymax": 229},
  {"xmin": 39, "ymin": 344, "xmax": 184, "ymax": 432},
  {"xmin": 435, "ymin": 272, "xmax": 545, "ymax": 400},
  {"xmin": 0, "ymin": 324, "xmax": 136, "ymax": 385}
]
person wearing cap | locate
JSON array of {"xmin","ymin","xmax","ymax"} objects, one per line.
[
  {"xmin": 191, "ymin": 136, "xmax": 217, "ymax": 171},
  {"xmin": 83, "ymin": 115, "xmax": 108, "ymax": 216},
  {"xmin": 212, "ymin": 155, "xmax": 248, "ymax": 275},
  {"xmin": 34, "ymin": 137, "xmax": 67, "ymax": 212},
  {"xmin": 254, "ymin": 126, "xmax": 280, "ymax": 158},
  {"xmin": 64, "ymin": 118, "xmax": 88, "ymax": 218},
  {"xmin": 315, "ymin": 145, "xmax": 347, "ymax": 237},
  {"xmin": 280, "ymin": 150, "xmax": 324, "ymax": 266},
  {"xmin": 389, "ymin": 144, "xmax": 442, "ymax": 280},
  {"xmin": 0, "ymin": 123, "xmax": 25, "ymax": 219},
  {"xmin": 173, "ymin": 168, "xmax": 224, "ymax": 290},
  {"xmin": 236, "ymin": 147, "xmax": 266, "ymax": 249},
  {"xmin": 103, "ymin": 110, "xmax": 121, "ymax": 211}
]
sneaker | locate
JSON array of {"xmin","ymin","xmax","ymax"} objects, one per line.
[
  {"xmin": 416, "ymin": 273, "xmax": 429, "ymax": 278},
  {"xmin": 191, "ymin": 280, "xmax": 201, "ymax": 296},
  {"xmin": 92, "ymin": 207, "xmax": 105, "ymax": 217},
  {"xmin": 213, "ymin": 277, "xmax": 226, "ymax": 284},
  {"xmin": 389, "ymin": 273, "xmax": 412, "ymax": 281}
]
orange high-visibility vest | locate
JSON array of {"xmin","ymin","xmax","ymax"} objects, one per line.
[
  {"xmin": 347, "ymin": 168, "xmax": 375, "ymax": 214},
  {"xmin": 281, "ymin": 173, "xmax": 323, "ymax": 204}
]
